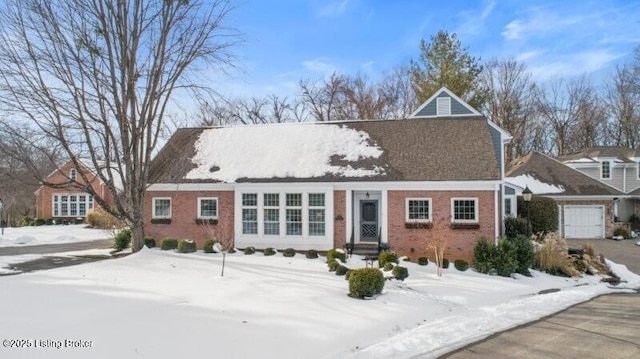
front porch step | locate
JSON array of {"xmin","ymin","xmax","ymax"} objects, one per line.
[{"xmin": 349, "ymin": 243, "xmax": 379, "ymax": 256}]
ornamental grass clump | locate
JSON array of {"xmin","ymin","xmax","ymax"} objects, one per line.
[
  {"xmin": 348, "ymin": 268, "xmax": 385, "ymax": 299},
  {"xmin": 533, "ymin": 233, "xmax": 580, "ymax": 277}
]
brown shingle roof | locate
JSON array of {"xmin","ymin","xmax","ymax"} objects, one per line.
[
  {"xmin": 506, "ymin": 152, "xmax": 622, "ymax": 196},
  {"xmin": 558, "ymin": 146, "xmax": 640, "ymax": 164},
  {"xmin": 149, "ymin": 117, "xmax": 501, "ymax": 184}
]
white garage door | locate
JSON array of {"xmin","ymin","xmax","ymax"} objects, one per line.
[{"xmin": 564, "ymin": 206, "xmax": 604, "ymax": 239}]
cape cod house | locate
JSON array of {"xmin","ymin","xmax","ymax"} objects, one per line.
[{"xmin": 144, "ymin": 88, "xmax": 511, "ymax": 261}]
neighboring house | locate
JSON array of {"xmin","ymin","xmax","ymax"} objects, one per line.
[
  {"xmin": 35, "ymin": 159, "xmax": 118, "ymax": 222},
  {"xmin": 558, "ymin": 147, "xmax": 640, "ymax": 224},
  {"xmin": 506, "ymin": 152, "xmax": 623, "ymax": 239},
  {"xmin": 144, "ymin": 88, "xmax": 511, "ymax": 261}
]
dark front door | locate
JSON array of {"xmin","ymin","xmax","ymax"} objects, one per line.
[{"xmin": 360, "ymin": 200, "xmax": 378, "ymax": 242}]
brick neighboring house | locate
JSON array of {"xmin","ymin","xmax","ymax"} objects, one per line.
[
  {"xmin": 144, "ymin": 88, "xmax": 512, "ymax": 261},
  {"xmin": 506, "ymin": 151, "xmax": 624, "ymax": 239},
  {"xmin": 35, "ymin": 159, "xmax": 118, "ymax": 222}
]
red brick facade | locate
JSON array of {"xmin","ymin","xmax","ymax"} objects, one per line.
[
  {"xmin": 386, "ymin": 190, "xmax": 495, "ymax": 262},
  {"xmin": 333, "ymin": 191, "xmax": 346, "ymax": 249},
  {"xmin": 144, "ymin": 191, "xmax": 235, "ymax": 249},
  {"xmin": 35, "ymin": 161, "xmax": 114, "ymax": 220}
]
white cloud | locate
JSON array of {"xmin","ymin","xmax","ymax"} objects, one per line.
[
  {"xmin": 501, "ymin": 9, "xmax": 579, "ymax": 41},
  {"xmin": 481, "ymin": 0, "xmax": 496, "ymax": 20},
  {"xmin": 502, "ymin": 19, "xmax": 525, "ymax": 40},
  {"xmin": 516, "ymin": 49, "xmax": 545, "ymax": 62},
  {"xmin": 456, "ymin": 0, "xmax": 496, "ymax": 38},
  {"xmin": 317, "ymin": 0, "xmax": 352, "ymax": 17},
  {"xmin": 302, "ymin": 58, "xmax": 338, "ymax": 76},
  {"xmin": 528, "ymin": 50, "xmax": 623, "ymax": 81}
]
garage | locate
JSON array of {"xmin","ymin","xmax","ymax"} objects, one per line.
[{"xmin": 564, "ymin": 205, "xmax": 605, "ymax": 239}]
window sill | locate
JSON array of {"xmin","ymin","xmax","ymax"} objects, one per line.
[
  {"xmin": 450, "ymin": 223, "xmax": 480, "ymax": 230},
  {"xmin": 151, "ymin": 218, "xmax": 172, "ymax": 225},
  {"xmin": 195, "ymin": 218, "xmax": 218, "ymax": 225},
  {"xmin": 405, "ymin": 222, "xmax": 432, "ymax": 229}
]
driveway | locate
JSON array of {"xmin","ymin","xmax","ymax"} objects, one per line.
[{"xmin": 440, "ymin": 239, "xmax": 640, "ymax": 359}]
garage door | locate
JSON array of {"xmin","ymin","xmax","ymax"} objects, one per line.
[{"xmin": 564, "ymin": 206, "xmax": 604, "ymax": 239}]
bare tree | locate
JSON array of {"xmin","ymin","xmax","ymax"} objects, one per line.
[
  {"xmin": 606, "ymin": 65, "xmax": 640, "ymax": 148},
  {"xmin": 299, "ymin": 73, "xmax": 345, "ymax": 122},
  {"xmin": 0, "ymin": 0, "xmax": 240, "ymax": 251},
  {"xmin": 480, "ymin": 58, "xmax": 537, "ymax": 162}
]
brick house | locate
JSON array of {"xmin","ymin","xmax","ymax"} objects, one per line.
[
  {"xmin": 35, "ymin": 159, "xmax": 118, "ymax": 222},
  {"xmin": 144, "ymin": 88, "xmax": 512, "ymax": 261}
]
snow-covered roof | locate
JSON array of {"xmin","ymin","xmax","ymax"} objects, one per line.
[
  {"xmin": 185, "ymin": 123, "xmax": 384, "ymax": 182},
  {"xmin": 505, "ymin": 174, "xmax": 564, "ymax": 195}
]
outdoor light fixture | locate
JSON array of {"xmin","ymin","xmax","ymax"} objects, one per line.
[
  {"xmin": 522, "ymin": 186, "xmax": 532, "ymax": 237},
  {"xmin": 365, "ymin": 192, "xmax": 370, "ymax": 199}
]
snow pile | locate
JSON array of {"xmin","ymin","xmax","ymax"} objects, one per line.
[
  {"xmin": 1, "ymin": 249, "xmax": 638, "ymax": 359},
  {"xmin": 0, "ymin": 225, "xmax": 111, "ymax": 247},
  {"xmin": 506, "ymin": 174, "xmax": 565, "ymax": 194},
  {"xmin": 186, "ymin": 123, "xmax": 385, "ymax": 182}
]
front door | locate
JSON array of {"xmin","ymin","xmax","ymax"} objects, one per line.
[{"xmin": 360, "ymin": 200, "xmax": 378, "ymax": 242}]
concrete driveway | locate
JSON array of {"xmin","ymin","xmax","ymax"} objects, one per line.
[{"xmin": 440, "ymin": 238, "xmax": 640, "ymax": 359}]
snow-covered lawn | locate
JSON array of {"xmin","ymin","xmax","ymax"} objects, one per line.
[
  {"xmin": 0, "ymin": 225, "xmax": 112, "ymax": 247},
  {"xmin": 1, "ymin": 248, "xmax": 638, "ymax": 359}
]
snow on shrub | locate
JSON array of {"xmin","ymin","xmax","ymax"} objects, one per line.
[
  {"xmin": 203, "ymin": 240, "xmax": 216, "ymax": 253},
  {"xmin": 244, "ymin": 246, "xmax": 256, "ymax": 255},
  {"xmin": 326, "ymin": 248, "xmax": 346, "ymax": 263},
  {"xmin": 264, "ymin": 247, "xmax": 276, "ymax": 256},
  {"xmin": 378, "ymin": 250, "xmax": 398, "ymax": 268},
  {"xmin": 177, "ymin": 239, "xmax": 197, "ymax": 253}
]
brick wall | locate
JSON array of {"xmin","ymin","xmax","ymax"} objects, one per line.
[
  {"xmin": 144, "ymin": 191, "xmax": 235, "ymax": 249},
  {"xmin": 333, "ymin": 190, "xmax": 346, "ymax": 248},
  {"xmin": 387, "ymin": 190, "xmax": 496, "ymax": 262}
]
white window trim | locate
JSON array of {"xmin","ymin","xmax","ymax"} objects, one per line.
[
  {"xmin": 308, "ymin": 193, "xmax": 326, "ymax": 237},
  {"xmin": 600, "ymin": 160, "xmax": 611, "ymax": 180},
  {"xmin": 405, "ymin": 197, "xmax": 432, "ymax": 223},
  {"xmin": 52, "ymin": 193, "xmax": 94, "ymax": 217},
  {"xmin": 241, "ymin": 193, "xmax": 258, "ymax": 235},
  {"xmin": 263, "ymin": 193, "xmax": 280, "ymax": 236},
  {"xmin": 152, "ymin": 197, "xmax": 172, "ymax": 219},
  {"xmin": 197, "ymin": 197, "xmax": 218, "ymax": 219},
  {"xmin": 70, "ymin": 168, "xmax": 77, "ymax": 181},
  {"xmin": 451, "ymin": 197, "xmax": 479, "ymax": 223},
  {"xmin": 285, "ymin": 193, "xmax": 303, "ymax": 236}
]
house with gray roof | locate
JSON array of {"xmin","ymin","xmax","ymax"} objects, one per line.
[{"xmin": 144, "ymin": 88, "xmax": 512, "ymax": 261}]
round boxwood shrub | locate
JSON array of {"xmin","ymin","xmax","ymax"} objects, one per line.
[
  {"xmin": 328, "ymin": 260, "xmax": 340, "ymax": 272},
  {"xmin": 335, "ymin": 264, "xmax": 350, "ymax": 276},
  {"xmin": 160, "ymin": 237, "xmax": 178, "ymax": 250},
  {"xmin": 203, "ymin": 240, "xmax": 216, "ymax": 253},
  {"xmin": 177, "ymin": 239, "xmax": 197, "ymax": 253},
  {"xmin": 282, "ymin": 248, "xmax": 296, "ymax": 257},
  {"xmin": 392, "ymin": 265, "xmax": 409, "ymax": 281},
  {"xmin": 517, "ymin": 196, "xmax": 558, "ymax": 235},
  {"xmin": 305, "ymin": 249, "xmax": 319, "ymax": 259},
  {"xmin": 264, "ymin": 247, "xmax": 276, "ymax": 256},
  {"xmin": 326, "ymin": 248, "xmax": 347, "ymax": 263},
  {"xmin": 454, "ymin": 259, "xmax": 469, "ymax": 271},
  {"xmin": 378, "ymin": 250, "xmax": 398, "ymax": 268},
  {"xmin": 383, "ymin": 262, "xmax": 394, "ymax": 272},
  {"xmin": 473, "ymin": 237, "xmax": 495, "ymax": 274},
  {"xmin": 442, "ymin": 258, "xmax": 450, "ymax": 269},
  {"xmin": 34, "ymin": 218, "xmax": 46, "ymax": 226},
  {"xmin": 348, "ymin": 268, "xmax": 385, "ymax": 298},
  {"xmin": 244, "ymin": 246, "xmax": 255, "ymax": 255},
  {"xmin": 144, "ymin": 236, "xmax": 156, "ymax": 248},
  {"xmin": 113, "ymin": 228, "xmax": 132, "ymax": 251},
  {"xmin": 418, "ymin": 257, "xmax": 429, "ymax": 266},
  {"xmin": 344, "ymin": 269, "xmax": 352, "ymax": 280}
]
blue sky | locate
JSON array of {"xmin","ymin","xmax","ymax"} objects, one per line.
[{"xmin": 214, "ymin": 0, "xmax": 640, "ymax": 98}]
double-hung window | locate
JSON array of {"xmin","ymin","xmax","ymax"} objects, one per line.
[
  {"xmin": 242, "ymin": 193, "xmax": 258, "ymax": 234},
  {"xmin": 152, "ymin": 198, "xmax": 171, "ymax": 219},
  {"xmin": 308, "ymin": 193, "xmax": 325, "ymax": 236},
  {"xmin": 263, "ymin": 193, "xmax": 280, "ymax": 235},
  {"xmin": 601, "ymin": 161, "xmax": 611, "ymax": 180},
  {"xmin": 198, "ymin": 197, "xmax": 218, "ymax": 219},
  {"xmin": 452, "ymin": 198, "xmax": 478, "ymax": 223},
  {"xmin": 285, "ymin": 193, "xmax": 302, "ymax": 235},
  {"xmin": 53, "ymin": 193, "xmax": 94, "ymax": 217},
  {"xmin": 406, "ymin": 198, "xmax": 431, "ymax": 222}
]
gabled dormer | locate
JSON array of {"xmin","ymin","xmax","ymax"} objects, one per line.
[{"xmin": 409, "ymin": 87, "xmax": 482, "ymax": 118}]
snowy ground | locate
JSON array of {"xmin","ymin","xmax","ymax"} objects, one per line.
[
  {"xmin": 0, "ymin": 225, "xmax": 112, "ymax": 247},
  {"xmin": 0, "ymin": 248, "xmax": 638, "ymax": 359}
]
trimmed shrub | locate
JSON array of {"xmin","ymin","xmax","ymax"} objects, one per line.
[
  {"xmin": 228, "ymin": 248, "xmax": 237, "ymax": 254},
  {"xmin": 336, "ymin": 264, "xmax": 350, "ymax": 276},
  {"xmin": 282, "ymin": 248, "xmax": 296, "ymax": 257},
  {"xmin": 18, "ymin": 216, "xmax": 34, "ymax": 227},
  {"xmin": 383, "ymin": 262, "xmax": 394, "ymax": 271},
  {"xmin": 45, "ymin": 218, "xmax": 54, "ymax": 225},
  {"xmin": 305, "ymin": 249, "xmax": 319, "ymax": 259},
  {"xmin": 613, "ymin": 227, "xmax": 629, "ymax": 239},
  {"xmin": 160, "ymin": 237, "xmax": 178, "ymax": 250},
  {"xmin": 392, "ymin": 265, "xmax": 409, "ymax": 281},
  {"xmin": 417, "ymin": 257, "xmax": 429, "ymax": 266},
  {"xmin": 517, "ymin": 196, "xmax": 558, "ymax": 235},
  {"xmin": 442, "ymin": 258, "xmax": 450, "ymax": 269},
  {"xmin": 473, "ymin": 237, "xmax": 496, "ymax": 274},
  {"xmin": 510, "ymin": 235, "xmax": 534, "ymax": 275},
  {"xmin": 348, "ymin": 268, "xmax": 385, "ymax": 298},
  {"xmin": 454, "ymin": 259, "xmax": 469, "ymax": 271},
  {"xmin": 113, "ymin": 228, "xmax": 132, "ymax": 251},
  {"xmin": 328, "ymin": 260, "xmax": 340, "ymax": 272},
  {"xmin": 34, "ymin": 218, "xmax": 46, "ymax": 226},
  {"xmin": 326, "ymin": 248, "xmax": 347, "ymax": 263},
  {"xmin": 264, "ymin": 247, "xmax": 276, "ymax": 256},
  {"xmin": 244, "ymin": 246, "xmax": 256, "ymax": 255},
  {"xmin": 203, "ymin": 240, "xmax": 215, "ymax": 253},
  {"xmin": 144, "ymin": 237, "xmax": 156, "ymax": 248},
  {"xmin": 344, "ymin": 270, "xmax": 352, "ymax": 280},
  {"xmin": 378, "ymin": 250, "xmax": 399, "ymax": 268},
  {"xmin": 86, "ymin": 208, "xmax": 121, "ymax": 229},
  {"xmin": 504, "ymin": 217, "xmax": 528, "ymax": 239},
  {"xmin": 494, "ymin": 239, "xmax": 518, "ymax": 277},
  {"xmin": 177, "ymin": 239, "xmax": 197, "ymax": 253}
]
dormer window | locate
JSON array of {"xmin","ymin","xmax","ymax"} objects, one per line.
[
  {"xmin": 601, "ymin": 161, "xmax": 611, "ymax": 180},
  {"xmin": 436, "ymin": 97, "xmax": 451, "ymax": 116},
  {"xmin": 70, "ymin": 168, "xmax": 77, "ymax": 181}
]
